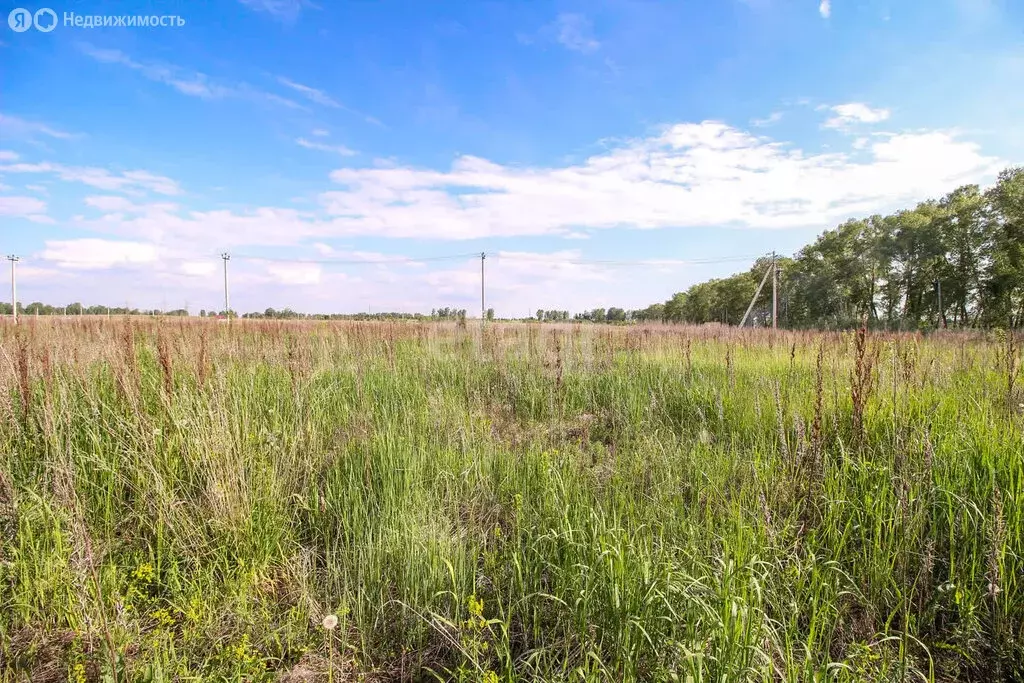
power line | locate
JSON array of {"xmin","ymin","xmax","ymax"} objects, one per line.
[
  {"xmin": 28, "ymin": 254, "xmax": 209, "ymax": 266},
  {"xmin": 229, "ymin": 252, "xmax": 482, "ymax": 265},
  {"xmin": 491, "ymin": 253, "xmax": 762, "ymax": 267},
  {"xmin": 9, "ymin": 248, "xmax": 774, "ymax": 321},
  {"xmin": 22, "ymin": 251, "xmax": 762, "ymax": 270}
]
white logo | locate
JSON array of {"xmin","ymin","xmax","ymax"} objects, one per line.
[
  {"xmin": 34, "ymin": 8, "xmax": 57, "ymax": 32},
  {"xmin": 7, "ymin": 7, "xmax": 32, "ymax": 32},
  {"xmin": 7, "ymin": 7, "xmax": 57, "ymax": 32}
]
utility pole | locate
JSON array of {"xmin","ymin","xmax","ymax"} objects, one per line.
[
  {"xmin": 480, "ymin": 252, "xmax": 486, "ymax": 322},
  {"xmin": 934, "ymin": 279, "xmax": 946, "ymax": 329},
  {"xmin": 771, "ymin": 251, "xmax": 778, "ymax": 330},
  {"xmin": 221, "ymin": 253, "xmax": 231, "ymax": 317},
  {"xmin": 739, "ymin": 257, "xmax": 774, "ymax": 328},
  {"xmin": 6, "ymin": 255, "xmax": 18, "ymax": 324}
]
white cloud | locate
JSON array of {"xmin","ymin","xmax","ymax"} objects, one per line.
[
  {"xmin": 0, "ymin": 150, "xmax": 18, "ymax": 161},
  {"xmin": 277, "ymin": 77, "xmax": 382, "ymax": 125},
  {"xmin": 277, "ymin": 77, "xmax": 340, "ymax": 108},
  {"xmin": 238, "ymin": 0, "xmax": 307, "ymax": 22},
  {"xmin": 266, "ymin": 262, "xmax": 322, "ymax": 285},
  {"xmin": 78, "ymin": 44, "xmax": 305, "ymax": 110},
  {"xmin": 316, "ymin": 122, "xmax": 1000, "ymax": 237},
  {"xmin": 296, "ymin": 137, "xmax": 357, "ymax": 156},
  {"xmin": 61, "ymin": 119, "xmax": 1003, "ymax": 250},
  {"xmin": 751, "ymin": 112, "xmax": 783, "ymax": 127},
  {"xmin": 14, "ymin": 265, "xmax": 67, "ymax": 282},
  {"xmin": 74, "ymin": 205, "xmax": 321, "ymax": 248},
  {"xmin": 0, "ymin": 195, "xmax": 47, "ymax": 220},
  {"xmin": 180, "ymin": 261, "xmax": 217, "ymax": 277},
  {"xmin": 0, "ymin": 114, "xmax": 75, "ymax": 140},
  {"xmin": 823, "ymin": 103, "xmax": 890, "ymax": 129},
  {"xmin": 412, "ymin": 250, "xmax": 611, "ymax": 312},
  {"xmin": 819, "ymin": 0, "xmax": 831, "ymax": 18},
  {"xmin": 549, "ymin": 13, "xmax": 600, "ymax": 53},
  {"xmin": 311, "ymin": 128, "xmax": 330, "ymax": 137},
  {"xmin": 522, "ymin": 13, "xmax": 601, "ymax": 53},
  {"xmin": 2, "ymin": 163, "xmax": 181, "ymax": 195},
  {"xmin": 84, "ymin": 195, "xmax": 137, "ymax": 212},
  {"xmin": 11, "ymin": 114, "xmax": 999, "ymax": 282},
  {"xmin": 84, "ymin": 195, "xmax": 179, "ymax": 212},
  {"xmin": 39, "ymin": 239, "xmax": 159, "ymax": 270}
]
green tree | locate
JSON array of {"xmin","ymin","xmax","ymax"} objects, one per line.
[
  {"xmin": 937, "ymin": 185, "xmax": 988, "ymax": 325},
  {"xmin": 663, "ymin": 293, "xmax": 687, "ymax": 322},
  {"xmin": 982, "ymin": 167, "xmax": 1024, "ymax": 326}
]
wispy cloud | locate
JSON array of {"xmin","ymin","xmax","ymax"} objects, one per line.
[
  {"xmin": 751, "ymin": 112, "xmax": 783, "ymax": 127},
  {"xmin": 522, "ymin": 13, "xmax": 601, "ymax": 54},
  {"xmin": 21, "ymin": 110, "xmax": 1005, "ymax": 314},
  {"xmin": 549, "ymin": 13, "xmax": 600, "ymax": 54},
  {"xmin": 819, "ymin": 0, "xmax": 831, "ymax": 19},
  {"xmin": 84, "ymin": 195, "xmax": 179, "ymax": 213},
  {"xmin": 277, "ymin": 77, "xmax": 383, "ymax": 125},
  {"xmin": 0, "ymin": 114, "xmax": 76, "ymax": 140},
  {"xmin": 78, "ymin": 43, "xmax": 306, "ymax": 110},
  {"xmin": 822, "ymin": 102, "xmax": 890, "ymax": 130},
  {"xmin": 311, "ymin": 128, "xmax": 330, "ymax": 137},
  {"xmin": 277, "ymin": 77, "xmax": 340, "ymax": 108},
  {"xmin": 40, "ymin": 238, "xmax": 159, "ymax": 270},
  {"xmin": 315, "ymin": 121, "xmax": 1001, "ymax": 238},
  {"xmin": 295, "ymin": 137, "xmax": 357, "ymax": 156},
  {"xmin": 0, "ymin": 195, "xmax": 49, "ymax": 222},
  {"xmin": 238, "ymin": 0, "xmax": 311, "ymax": 23},
  {"xmin": 265, "ymin": 262, "xmax": 322, "ymax": 285},
  {"xmin": 0, "ymin": 162, "xmax": 181, "ymax": 195}
]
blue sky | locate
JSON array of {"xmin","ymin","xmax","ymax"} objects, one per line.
[{"xmin": 1, "ymin": 0, "xmax": 1022, "ymax": 316}]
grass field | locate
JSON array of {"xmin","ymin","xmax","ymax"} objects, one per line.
[{"xmin": 1, "ymin": 319, "xmax": 1021, "ymax": 682}]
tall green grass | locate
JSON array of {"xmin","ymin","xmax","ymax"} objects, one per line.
[{"xmin": 0, "ymin": 319, "xmax": 1021, "ymax": 682}]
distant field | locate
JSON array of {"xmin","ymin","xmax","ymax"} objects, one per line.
[{"xmin": 1, "ymin": 319, "xmax": 1021, "ymax": 682}]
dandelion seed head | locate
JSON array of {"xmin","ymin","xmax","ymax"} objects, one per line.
[{"xmin": 322, "ymin": 614, "xmax": 338, "ymax": 630}]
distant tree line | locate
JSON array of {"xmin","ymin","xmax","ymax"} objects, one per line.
[
  {"xmin": 239, "ymin": 307, "xmax": 478, "ymax": 322},
  {"xmin": 240, "ymin": 309, "xmax": 430, "ymax": 321},
  {"xmin": 0, "ymin": 302, "xmax": 187, "ymax": 317},
  {"xmin": 543, "ymin": 167, "xmax": 1023, "ymax": 330},
  {"xmin": 6, "ymin": 168, "xmax": 1020, "ymax": 328}
]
